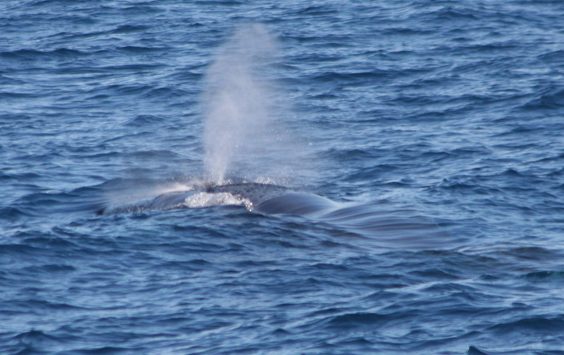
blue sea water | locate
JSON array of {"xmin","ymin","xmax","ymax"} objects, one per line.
[{"xmin": 1, "ymin": 0, "xmax": 564, "ymax": 353}]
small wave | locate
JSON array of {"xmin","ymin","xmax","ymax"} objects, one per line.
[
  {"xmin": 326, "ymin": 312, "xmax": 387, "ymax": 328},
  {"xmin": 310, "ymin": 70, "xmax": 389, "ymax": 84},
  {"xmin": 523, "ymin": 270, "xmax": 564, "ymax": 281},
  {"xmin": 50, "ymin": 25, "xmax": 149, "ymax": 40},
  {"xmin": 489, "ymin": 315, "xmax": 564, "ymax": 333},
  {"xmin": 0, "ymin": 75, "xmax": 24, "ymax": 84},
  {"xmin": 521, "ymin": 86, "xmax": 564, "ymax": 111},
  {"xmin": 0, "ymin": 91, "xmax": 36, "ymax": 99},
  {"xmin": 125, "ymin": 115, "xmax": 164, "ymax": 126},
  {"xmin": 95, "ymin": 83, "xmax": 186, "ymax": 99},
  {"xmin": 21, "ymin": 263, "xmax": 76, "ymax": 273},
  {"xmin": 417, "ymin": 6, "xmax": 480, "ymax": 22},
  {"xmin": 111, "ymin": 24, "xmax": 150, "ymax": 33},
  {"xmin": 0, "ymin": 207, "xmax": 31, "ymax": 222},
  {"xmin": 194, "ymin": 0, "xmax": 243, "ymax": 5},
  {"xmin": 381, "ymin": 27, "xmax": 433, "ymax": 36},
  {"xmin": 538, "ymin": 49, "xmax": 564, "ymax": 64},
  {"xmin": 88, "ymin": 63, "xmax": 166, "ymax": 72},
  {"xmin": 0, "ymin": 48, "xmax": 86, "ymax": 60},
  {"xmin": 501, "ymin": 246, "xmax": 561, "ymax": 260},
  {"xmin": 467, "ymin": 345, "xmax": 490, "ymax": 355},
  {"xmin": 296, "ymin": 5, "xmax": 338, "ymax": 16},
  {"xmin": 9, "ymin": 329, "xmax": 61, "ymax": 351},
  {"xmin": 117, "ymin": 45, "xmax": 168, "ymax": 53}
]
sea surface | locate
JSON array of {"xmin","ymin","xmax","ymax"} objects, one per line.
[{"xmin": 1, "ymin": 1, "xmax": 564, "ymax": 354}]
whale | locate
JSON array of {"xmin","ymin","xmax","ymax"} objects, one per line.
[
  {"xmin": 97, "ymin": 182, "xmax": 337, "ymax": 216},
  {"xmin": 94, "ymin": 180, "xmax": 450, "ymax": 248}
]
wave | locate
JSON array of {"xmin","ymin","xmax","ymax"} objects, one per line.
[
  {"xmin": 521, "ymin": 86, "xmax": 564, "ymax": 111},
  {"xmin": 0, "ymin": 48, "xmax": 87, "ymax": 60}
]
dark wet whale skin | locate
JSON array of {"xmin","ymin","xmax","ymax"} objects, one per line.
[
  {"xmin": 207, "ymin": 183, "xmax": 337, "ymax": 215},
  {"xmin": 253, "ymin": 192, "xmax": 337, "ymax": 215}
]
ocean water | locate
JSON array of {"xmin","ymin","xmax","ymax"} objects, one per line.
[{"xmin": 1, "ymin": 0, "xmax": 564, "ymax": 354}]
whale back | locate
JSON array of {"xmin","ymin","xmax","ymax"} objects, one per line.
[
  {"xmin": 206, "ymin": 183, "xmax": 289, "ymax": 205},
  {"xmin": 255, "ymin": 192, "xmax": 336, "ymax": 215},
  {"xmin": 99, "ymin": 182, "xmax": 336, "ymax": 216},
  {"xmin": 206, "ymin": 183, "xmax": 336, "ymax": 215}
]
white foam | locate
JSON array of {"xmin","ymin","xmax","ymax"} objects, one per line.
[{"xmin": 183, "ymin": 192, "xmax": 253, "ymax": 210}]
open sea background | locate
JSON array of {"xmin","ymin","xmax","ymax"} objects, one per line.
[{"xmin": 1, "ymin": 0, "xmax": 564, "ymax": 353}]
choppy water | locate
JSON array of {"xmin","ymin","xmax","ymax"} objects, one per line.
[{"xmin": 1, "ymin": 1, "xmax": 564, "ymax": 354}]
